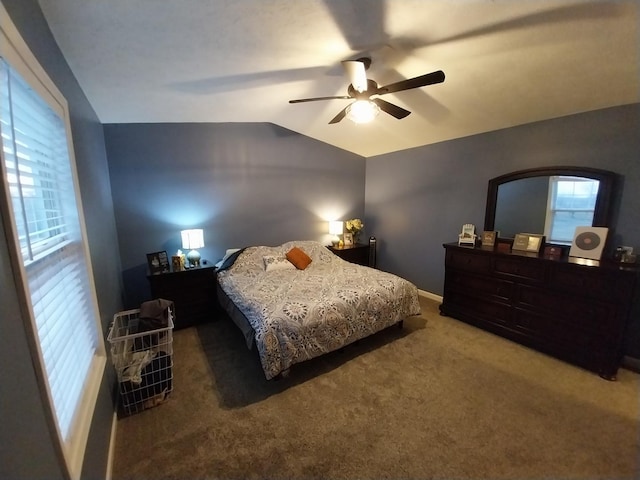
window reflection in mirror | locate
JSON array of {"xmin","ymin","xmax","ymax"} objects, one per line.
[
  {"xmin": 494, "ymin": 176, "xmax": 599, "ymax": 245},
  {"xmin": 487, "ymin": 167, "xmax": 615, "ymax": 245},
  {"xmin": 546, "ymin": 176, "xmax": 599, "ymax": 244}
]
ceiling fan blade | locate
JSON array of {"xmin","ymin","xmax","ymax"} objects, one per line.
[
  {"xmin": 377, "ymin": 70, "xmax": 445, "ymax": 95},
  {"xmin": 372, "ymin": 98, "xmax": 411, "ymax": 119},
  {"xmin": 342, "ymin": 59, "xmax": 369, "ymax": 93},
  {"xmin": 289, "ymin": 96, "xmax": 351, "ymax": 104},
  {"xmin": 328, "ymin": 106, "xmax": 349, "ymax": 124}
]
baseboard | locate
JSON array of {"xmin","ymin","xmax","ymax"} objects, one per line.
[
  {"xmin": 105, "ymin": 411, "xmax": 117, "ymax": 480},
  {"xmin": 418, "ymin": 289, "xmax": 442, "ymax": 303},
  {"xmin": 622, "ymin": 355, "xmax": 640, "ymax": 373}
]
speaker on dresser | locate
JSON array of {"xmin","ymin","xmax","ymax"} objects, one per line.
[
  {"xmin": 569, "ymin": 226, "xmax": 609, "ymax": 261},
  {"xmin": 368, "ymin": 236, "xmax": 377, "ymax": 268}
]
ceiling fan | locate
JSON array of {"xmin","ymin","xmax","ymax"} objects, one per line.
[{"xmin": 289, "ymin": 57, "xmax": 445, "ymax": 124}]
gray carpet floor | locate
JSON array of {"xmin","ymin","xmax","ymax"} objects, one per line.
[{"xmin": 112, "ymin": 296, "xmax": 639, "ymax": 479}]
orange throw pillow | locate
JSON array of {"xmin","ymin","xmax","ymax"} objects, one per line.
[{"xmin": 286, "ymin": 247, "xmax": 312, "ymax": 270}]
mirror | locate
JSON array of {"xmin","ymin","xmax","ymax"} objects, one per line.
[{"xmin": 484, "ymin": 167, "xmax": 617, "ymax": 245}]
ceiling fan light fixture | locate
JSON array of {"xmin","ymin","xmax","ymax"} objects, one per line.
[{"xmin": 346, "ymin": 100, "xmax": 380, "ymax": 124}]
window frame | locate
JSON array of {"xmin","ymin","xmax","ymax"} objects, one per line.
[
  {"xmin": 0, "ymin": 5, "xmax": 106, "ymax": 480},
  {"xmin": 544, "ymin": 175, "xmax": 601, "ymax": 244}
]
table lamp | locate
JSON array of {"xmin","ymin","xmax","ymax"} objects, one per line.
[
  {"xmin": 181, "ymin": 229, "xmax": 204, "ymax": 267},
  {"xmin": 329, "ymin": 221, "xmax": 343, "ymax": 246}
]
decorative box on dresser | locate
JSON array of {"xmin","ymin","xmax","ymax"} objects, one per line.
[
  {"xmin": 327, "ymin": 243, "xmax": 372, "ymax": 267},
  {"xmin": 440, "ymin": 243, "xmax": 638, "ymax": 380},
  {"xmin": 147, "ymin": 265, "xmax": 218, "ymax": 330}
]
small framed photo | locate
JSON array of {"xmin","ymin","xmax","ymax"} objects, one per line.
[
  {"xmin": 343, "ymin": 232, "xmax": 354, "ymax": 246},
  {"xmin": 481, "ymin": 231, "xmax": 498, "ymax": 248},
  {"xmin": 497, "ymin": 241, "xmax": 511, "ymax": 253},
  {"xmin": 543, "ymin": 245, "xmax": 564, "ymax": 260},
  {"xmin": 172, "ymin": 255, "xmax": 185, "ymax": 272},
  {"xmin": 147, "ymin": 251, "xmax": 170, "ymax": 275},
  {"xmin": 512, "ymin": 233, "xmax": 544, "ymax": 253}
]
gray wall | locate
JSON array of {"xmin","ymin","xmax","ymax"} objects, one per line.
[
  {"xmin": 104, "ymin": 122, "xmax": 365, "ymax": 308},
  {"xmin": 106, "ymin": 107, "xmax": 640, "ymax": 360},
  {"xmin": 365, "ymin": 103, "xmax": 640, "ymax": 357},
  {"xmin": 0, "ymin": 1, "xmax": 122, "ymax": 479}
]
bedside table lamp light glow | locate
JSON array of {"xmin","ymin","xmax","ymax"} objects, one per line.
[
  {"xmin": 329, "ymin": 221, "xmax": 343, "ymax": 246},
  {"xmin": 181, "ymin": 229, "xmax": 204, "ymax": 267}
]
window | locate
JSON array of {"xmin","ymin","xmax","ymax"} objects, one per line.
[
  {"xmin": 0, "ymin": 8, "xmax": 105, "ymax": 480},
  {"xmin": 544, "ymin": 176, "xmax": 600, "ymax": 244}
]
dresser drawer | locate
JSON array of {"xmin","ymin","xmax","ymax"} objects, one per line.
[
  {"xmin": 444, "ymin": 291, "xmax": 512, "ymax": 326},
  {"xmin": 446, "ymin": 271, "xmax": 512, "ymax": 301},
  {"xmin": 548, "ymin": 266, "xmax": 630, "ymax": 300},
  {"xmin": 494, "ymin": 258, "xmax": 545, "ymax": 282},
  {"xmin": 446, "ymin": 249, "xmax": 491, "ymax": 273},
  {"xmin": 517, "ymin": 285, "xmax": 612, "ymax": 334},
  {"xmin": 514, "ymin": 309, "xmax": 608, "ymax": 359},
  {"xmin": 509, "ymin": 308, "xmax": 540, "ymax": 335}
]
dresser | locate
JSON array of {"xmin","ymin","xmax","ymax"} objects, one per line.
[
  {"xmin": 147, "ymin": 266, "xmax": 218, "ymax": 329},
  {"xmin": 440, "ymin": 243, "xmax": 637, "ymax": 379}
]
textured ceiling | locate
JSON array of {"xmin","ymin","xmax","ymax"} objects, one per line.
[{"xmin": 37, "ymin": 0, "xmax": 639, "ymax": 158}]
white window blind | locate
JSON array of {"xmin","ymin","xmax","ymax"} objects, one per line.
[
  {"xmin": 545, "ymin": 176, "xmax": 600, "ymax": 244},
  {"xmin": 0, "ymin": 55, "xmax": 100, "ymax": 449}
]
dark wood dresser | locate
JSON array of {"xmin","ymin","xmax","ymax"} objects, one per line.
[
  {"xmin": 147, "ymin": 265, "xmax": 217, "ymax": 329},
  {"xmin": 327, "ymin": 243, "xmax": 371, "ymax": 267},
  {"xmin": 440, "ymin": 243, "xmax": 638, "ymax": 379}
]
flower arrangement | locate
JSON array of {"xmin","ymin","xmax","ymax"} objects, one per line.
[{"xmin": 345, "ymin": 218, "xmax": 364, "ymax": 242}]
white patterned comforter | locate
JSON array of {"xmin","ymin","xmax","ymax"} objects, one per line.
[{"xmin": 217, "ymin": 241, "xmax": 421, "ymax": 379}]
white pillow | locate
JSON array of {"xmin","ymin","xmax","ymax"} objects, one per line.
[
  {"xmin": 222, "ymin": 248, "xmax": 241, "ymax": 263},
  {"xmin": 263, "ymin": 254, "xmax": 295, "ymax": 272},
  {"xmin": 215, "ymin": 248, "xmax": 241, "ymax": 268},
  {"xmin": 223, "ymin": 248, "xmax": 241, "ymax": 260}
]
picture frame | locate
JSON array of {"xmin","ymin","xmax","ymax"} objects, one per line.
[
  {"xmin": 497, "ymin": 242, "xmax": 511, "ymax": 253},
  {"xmin": 343, "ymin": 232, "xmax": 354, "ymax": 246},
  {"xmin": 527, "ymin": 235, "xmax": 544, "ymax": 253},
  {"xmin": 147, "ymin": 251, "xmax": 170, "ymax": 275},
  {"xmin": 569, "ymin": 226, "xmax": 608, "ymax": 261},
  {"xmin": 171, "ymin": 255, "xmax": 185, "ymax": 272},
  {"xmin": 481, "ymin": 231, "xmax": 498, "ymax": 248},
  {"xmin": 512, "ymin": 233, "xmax": 544, "ymax": 253},
  {"xmin": 543, "ymin": 245, "xmax": 564, "ymax": 261}
]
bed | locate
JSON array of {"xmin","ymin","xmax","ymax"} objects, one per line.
[{"xmin": 216, "ymin": 240, "xmax": 421, "ymax": 380}]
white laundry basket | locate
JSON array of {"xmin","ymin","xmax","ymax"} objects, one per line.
[{"xmin": 107, "ymin": 304, "xmax": 174, "ymax": 415}]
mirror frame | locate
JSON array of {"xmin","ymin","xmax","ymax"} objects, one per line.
[{"xmin": 484, "ymin": 166, "xmax": 617, "ymax": 241}]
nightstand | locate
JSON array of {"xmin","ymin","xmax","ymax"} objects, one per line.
[
  {"xmin": 147, "ymin": 265, "xmax": 217, "ymax": 329},
  {"xmin": 327, "ymin": 243, "xmax": 372, "ymax": 267}
]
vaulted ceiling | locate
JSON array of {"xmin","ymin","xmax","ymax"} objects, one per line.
[{"xmin": 38, "ymin": 0, "xmax": 639, "ymax": 157}]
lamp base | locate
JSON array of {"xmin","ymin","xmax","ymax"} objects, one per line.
[{"xmin": 186, "ymin": 249, "xmax": 201, "ymax": 268}]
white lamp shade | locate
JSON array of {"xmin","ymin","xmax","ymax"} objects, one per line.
[
  {"xmin": 181, "ymin": 229, "xmax": 204, "ymax": 250},
  {"xmin": 329, "ymin": 221, "xmax": 344, "ymax": 235}
]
